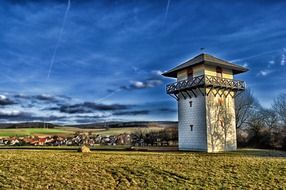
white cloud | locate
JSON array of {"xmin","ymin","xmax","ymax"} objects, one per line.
[
  {"xmin": 242, "ymin": 63, "xmax": 248, "ymax": 67},
  {"xmin": 130, "ymin": 79, "xmax": 162, "ymax": 89},
  {"xmin": 267, "ymin": 60, "xmax": 275, "ymax": 68},
  {"xmin": 0, "ymin": 110, "xmax": 22, "ymax": 116},
  {"xmin": 131, "ymin": 81, "xmax": 145, "ymax": 88},
  {"xmin": 151, "ymin": 70, "xmax": 163, "ymax": 76},
  {"xmin": 281, "ymin": 54, "xmax": 285, "ymax": 66},
  {"xmin": 0, "ymin": 95, "xmax": 7, "ymax": 100},
  {"xmin": 146, "ymin": 79, "xmax": 162, "ymax": 87},
  {"xmin": 258, "ymin": 69, "xmax": 273, "ymax": 76}
]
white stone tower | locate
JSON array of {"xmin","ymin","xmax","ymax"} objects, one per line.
[{"xmin": 163, "ymin": 53, "xmax": 248, "ymax": 152}]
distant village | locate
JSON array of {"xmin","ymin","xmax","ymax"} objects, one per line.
[
  {"xmin": 0, "ymin": 134, "xmax": 131, "ymax": 146},
  {"xmin": 0, "ymin": 128, "xmax": 178, "ymax": 147}
]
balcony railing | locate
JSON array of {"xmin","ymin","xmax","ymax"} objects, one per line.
[{"xmin": 166, "ymin": 75, "xmax": 245, "ymax": 95}]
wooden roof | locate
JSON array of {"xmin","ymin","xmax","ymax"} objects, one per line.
[{"xmin": 162, "ymin": 53, "xmax": 248, "ymax": 78}]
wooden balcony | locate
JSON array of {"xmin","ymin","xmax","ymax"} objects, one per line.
[{"xmin": 166, "ymin": 75, "xmax": 245, "ymax": 99}]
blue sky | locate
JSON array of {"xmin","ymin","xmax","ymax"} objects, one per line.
[{"xmin": 0, "ymin": 0, "xmax": 286, "ymax": 124}]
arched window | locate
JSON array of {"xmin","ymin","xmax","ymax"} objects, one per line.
[
  {"xmin": 216, "ymin": 67, "xmax": 222, "ymax": 78},
  {"xmin": 187, "ymin": 68, "xmax": 193, "ymax": 80}
]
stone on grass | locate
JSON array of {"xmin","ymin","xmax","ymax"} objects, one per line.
[{"xmin": 78, "ymin": 145, "xmax": 91, "ymax": 153}]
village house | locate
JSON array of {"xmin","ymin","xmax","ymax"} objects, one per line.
[{"xmin": 0, "ymin": 138, "xmax": 5, "ymax": 145}]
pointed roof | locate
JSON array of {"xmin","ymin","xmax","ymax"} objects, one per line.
[{"xmin": 162, "ymin": 53, "xmax": 248, "ymax": 78}]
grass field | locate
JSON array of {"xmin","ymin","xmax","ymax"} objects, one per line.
[
  {"xmin": 0, "ymin": 126, "xmax": 162, "ymax": 137},
  {"xmin": 0, "ymin": 128, "xmax": 72, "ymax": 137},
  {"xmin": 0, "ymin": 149, "xmax": 285, "ymax": 189}
]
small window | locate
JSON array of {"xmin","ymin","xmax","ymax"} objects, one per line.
[
  {"xmin": 189, "ymin": 101, "xmax": 193, "ymax": 107},
  {"xmin": 216, "ymin": 67, "xmax": 222, "ymax": 78},
  {"xmin": 190, "ymin": 125, "xmax": 193, "ymax": 131},
  {"xmin": 187, "ymin": 68, "xmax": 193, "ymax": 80}
]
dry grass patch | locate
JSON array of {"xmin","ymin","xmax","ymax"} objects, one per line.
[{"xmin": 0, "ymin": 150, "xmax": 285, "ymax": 189}]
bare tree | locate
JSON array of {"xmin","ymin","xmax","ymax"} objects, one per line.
[
  {"xmin": 247, "ymin": 110, "xmax": 265, "ymax": 137},
  {"xmin": 260, "ymin": 108, "xmax": 279, "ymax": 131},
  {"xmin": 235, "ymin": 89, "xmax": 258, "ymax": 129},
  {"xmin": 273, "ymin": 93, "xmax": 286, "ymax": 125}
]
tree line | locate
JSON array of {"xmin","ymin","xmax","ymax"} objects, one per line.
[{"xmin": 236, "ymin": 90, "xmax": 286, "ymax": 150}]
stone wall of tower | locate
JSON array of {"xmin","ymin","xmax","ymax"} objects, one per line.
[
  {"xmin": 177, "ymin": 67, "xmax": 207, "ymax": 151},
  {"xmin": 175, "ymin": 65, "xmax": 237, "ymax": 152},
  {"xmin": 178, "ymin": 91, "xmax": 207, "ymax": 151},
  {"xmin": 205, "ymin": 93, "xmax": 237, "ymax": 152}
]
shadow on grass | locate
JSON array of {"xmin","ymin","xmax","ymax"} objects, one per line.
[{"xmin": 229, "ymin": 149, "xmax": 286, "ymax": 158}]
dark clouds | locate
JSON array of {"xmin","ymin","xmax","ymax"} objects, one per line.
[
  {"xmin": 34, "ymin": 95, "xmax": 57, "ymax": 102},
  {"xmin": 0, "ymin": 111, "xmax": 29, "ymax": 119},
  {"xmin": 0, "ymin": 96, "xmax": 15, "ymax": 106},
  {"xmin": 14, "ymin": 94, "xmax": 69, "ymax": 103},
  {"xmin": 0, "ymin": 91, "xmax": 176, "ymax": 123},
  {"xmin": 53, "ymin": 102, "xmax": 131, "ymax": 114},
  {"xmin": 157, "ymin": 108, "xmax": 176, "ymax": 113},
  {"xmin": 0, "ymin": 110, "xmax": 67, "ymax": 122},
  {"xmin": 59, "ymin": 105, "xmax": 90, "ymax": 114},
  {"xmin": 113, "ymin": 110, "xmax": 150, "ymax": 116}
]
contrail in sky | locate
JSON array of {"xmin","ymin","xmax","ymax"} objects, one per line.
[
  {"xmin": 164, "ymin": 0, "xmax": 171, "ymax": 23},
  {"xmin": 96, "ymin": 89, "xmax": 122, "ymax": 102},
  {"xmin": 47, "ymin": 0, "xmax": 71, "ymax": 79}
]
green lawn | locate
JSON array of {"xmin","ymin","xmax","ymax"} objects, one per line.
[
  {"xmin": 91, "ymin": 127, "xmax": 162, "ymax": 136},
  {"xmin": 0, "ymin": 126, "xmax": 162, "ymax": 137},
  {"xmin": 0, "ymin": 149, "xmax": 285, "ymax": 189},
  {"xmin": 0, "ymin": 128, "xmax": 72, "ymax": 137}
]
